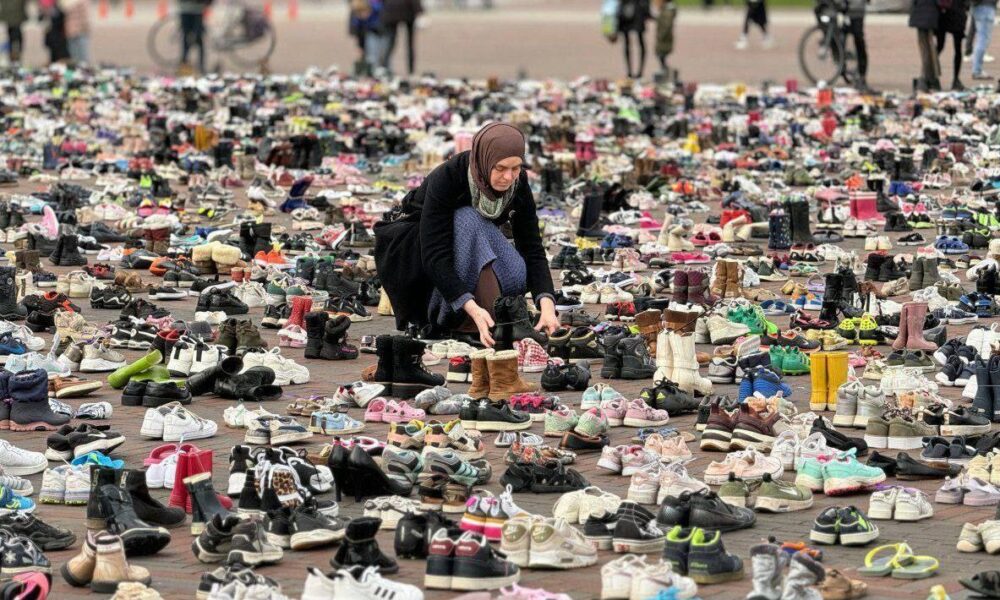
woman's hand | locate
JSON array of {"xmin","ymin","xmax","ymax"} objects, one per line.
[
  {"xmin": 535, "ymin": 297, "xmax": 561, "ymax": 335},
  {"xmin": 463, "ymin": 299, "xmax": 495, "ymax": 348}
]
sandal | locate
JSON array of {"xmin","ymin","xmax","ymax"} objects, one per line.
[
  {"xmin": 891, "ymin": 554, "xmax": 939, "ymax": 579},
  {"xmin": 858, "ymin": 543, "xmax": 914, "ymax": 576}
]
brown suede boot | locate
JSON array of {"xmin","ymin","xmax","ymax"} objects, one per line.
[
  {"xmin": 486, "ymin": 349, "xmax": 537, "ymax": 400},
  {"xmin": 61, "ymin": 530, "xmax": 98, "ymax": 587},
  {"xmin": 725, "ymin": 260, "xmax": 742, "ymax": 298},
  {"xmin": 90, "ymin": 532, "xmax": 152, "ymax": 593},
  {"xmin": 634, "ymin": 309, "xmax": 663, "ymax": 357},
  {"xmin": 710, "ymin": 261, "xmax": 727, "ymax": 297},
  {"xmin": 905, "ymin": 302, "xmax": 938, "ymax": 350},
  {"xmin": 467, "ymin": 349, "xmax": 493, "ymax": 397}
]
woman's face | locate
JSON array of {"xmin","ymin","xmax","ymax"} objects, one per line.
[{"xmin": 490, "ymin": 156, "xmax": 522, "ymax": 192}]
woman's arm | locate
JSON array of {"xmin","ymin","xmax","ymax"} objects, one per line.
[{"xmin": 419, "ymin": 166, "xmax": 472, "ymax": 311}]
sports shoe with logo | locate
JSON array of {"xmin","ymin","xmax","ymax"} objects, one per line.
[
  {"xmin": 426, "ymin": 451, "xmax": 488, "ymax": 487},
  {"xmin": 78, "ymin": 342, "xmax": 126, "ymax": 372},
  {"xmin": 526, "ymin": 517, "xmax": 598, "ymax": 570},
  {"xmin": 656, "ymin": 462, "xmax": 709, "ymax": 504},
  {"xmin": 822, "ymin": 453, "xmax": 886, "ymax": 496},
  {"xmin": 574, "ymin": 408, "xmax": 610, "ymax": 438},
  {"xmin": 423, "ymin": 420, "xmax": 484, "ymax": 460},
  {"xmin": 703, "ymin": 448, "xmax": 783, "ymax": 485},
  {"xmin": 753, "ymin": 473, "xmax": 814, "ymax": 512}
]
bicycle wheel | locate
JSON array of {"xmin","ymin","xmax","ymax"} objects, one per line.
[
  {"xmin": 223, "ymin": 21, "xmax": 277, "ymax": 69},
  {"xmin": 148, "ymin": 17, "xmax": 183, "ymax": 69},
  {"xmin": 798, "ymin": 25, "xmax": 846, "ymax": 86}
]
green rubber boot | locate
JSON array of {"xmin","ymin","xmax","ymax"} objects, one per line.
[{"xmin": 108, "ymin": 350, "xmax": 162, "ymax": 389}]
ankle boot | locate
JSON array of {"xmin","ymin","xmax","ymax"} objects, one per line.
[
  {"xmin": 321, "ymin": 315, "xmax": 358, "ymax": 360},
  {"xmin": 61, "ymin": 530, "xmax": 98, "ymax": 587},
  {"xmin": 96, "ymin": 483, "xmax": 171, "ymax": 556},
  {"xmin": 252, "ymin": 223, "xmax": 272, "ymax": 255},
  {"xmin": 746, "ymin": 543, "xmax": 785, "ymax": 600},
  {"xmin": 486, "ymin": 349, "xmax": 537, "ymax": 400},
  {"xmin": 303, "ymin": 311, "xmax": 328, "ymax": 360},
  {"xmin": 55, "ymin": 235, "xmax": 87, "ymax": 266},
  {"xmin": 214, "ymin": 366, "xmax": 278, "ymax": 401},
  {"xmin": 124, "ymin": 470, "xmax": 185, "ymax": 529},
  {"xmin": 47, "ymin": 236, "xmax": 65, "ymax": 266},
  {"xmin": 618, "ymin": 336, "xmax": 656, "ymax": 379},
  {"xmin": 601, "ymin": 332, "xmax": 626, "ymax": 379},
  {"xmin": 908, "ymin": 257, "xmax": 925, "ymax": 290},
  {"xmin": 724, "ymin": 260, "xmax": 741, "ymax": 298},
  {"xmin": 780, "ymin": 552, "xmax": 825, "ymax": 600},
  {"xmin": 0, "ymin": 266, "xmax": 26, "ymax": 320},
  {"xmin": 467, "ymin": 349, "xmax": 492, "ymax": 397},
  {"xmin": 923, "ymin": 257, "xmax": 940, "ymax": 284},
  {"xmin": 905, "ymin": 302, "xmax": 937, "ymax": 350},
  {"xmin": 974, "ymin": 359, "xmax": 993, "ymax": 417},
  {"xmin": 185, "ymin": 471, "xmax": 236, "ymax": 535},
  {"xmin": 90, "ymin": 532, "xmax": 153, "ymax": 593},
  {"xmin": 789, "ymin": 201, "xmax": 813, "ymax": 243},
  {"xmin": 372, "ymin": 335, "xmax": 395, "ymax": 391},
  {"xmin": 186, "ymin": 356, "xmax": 243, "ymax": 396},
  {"xmin": 235, "ymin": 321, "xmax": 267, "ymax": 355},
  {"xmin": 653, "ymin": 329, "xmax": 674, "ymax": 384},
  {"xmin": 9, "ymin": 368, "xmax": 69, "ymax": 431},
  {"xmin": 86, "ymin": 466, "xmax": 123, "ymax": 529},
  {"xmin": 672, "ymin": 332, "xmax": 713, "ymax": 395},
  {"xmin": 767, "ymin": 211, "xmax": 791, "ymax": 250},
  {"xmin": 990, "ymin": 355, "xmax": 1000, "ymax": 423},
  {"xmin": 391, "ymin": 336, "xmax": 445, "ymax": 398},
  {"xmin": 493, "ymin": 296, "xmax": 547, "ymax": 347},
  {"xmin": 330, "ymin": 516, "xmax": 399, "ymax": 574},
  {"xmin": 863, "ymin": 253, "xmax": 886, "ymax": 281},
  {"xmin": 673, "ymin": 270, "xmax": 690, "ymax": 304},
  {"xmin": 687, "ymin": 270, "xmax": 716, "ymax": 306},
  {"xmin": 891, "ymin": 304, "xmax": 909, "ymax": 350},
  {"xmin": 710, "ymin": 262, "xmax": 727, "ymax": 297}
]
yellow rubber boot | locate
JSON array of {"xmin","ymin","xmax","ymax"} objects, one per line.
[
  {"xmin": 826, "ymin": 351, "xmax": 849, "ymax": 409},
  {"xmin": 809, "ymin": 352, "xmax": 829, "ymax": 411}
]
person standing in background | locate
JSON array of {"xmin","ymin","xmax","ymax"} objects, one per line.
[
  {"xmin": 617, "ymin": 0, "xmax": 650, "ymax": 79},
  {"xmin": 735, "ymin": 0, "xmax": 772, "ymax": 50},
  {"xmin": 39, "ymin": 0, "xmax": 70, "ymax": 63},
  {"xmin": 970, "ymin": 0, "xmax": 996, "ymax": 79},
  {"xmin": 1, "ymin": 0, "xmax": 28, "ymax": 64},
  {"xmin": 910, "ymin": 0, "xmax": 941, "ymax": 90},
  {"xmin": 61, "ymin": 0, "xmax": 90, "ymax": 63},
  {"xmin": 937, "ymin": 0, "xmax": 968, "ymax": 89},
  {"xmin": 652, "ymin": 0, "xmax": 676, "ymax": 77},
  {"xmin": 381, "ymin": 0, "xmax": 422, "ymax": 75},
  {"xmin": 178, "ymin": 0, "xmax": 209, "ymax": 74}
]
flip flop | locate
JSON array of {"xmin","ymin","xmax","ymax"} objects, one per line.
[
  {"xmin": 858, "ymin": 543, "xmax": 913, "ymax": 576},
  {"xmin": 891, "ymin": 555, "xmax": 939, "ymax": 580}
]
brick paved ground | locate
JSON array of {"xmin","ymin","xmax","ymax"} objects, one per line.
[
  {"xmin": 0, "ymin": 175, "xmax": 994, "ymax": 600},
  {"xmin": 10, "ymin": 1, "xmax": 1000, "ymax": 92}
]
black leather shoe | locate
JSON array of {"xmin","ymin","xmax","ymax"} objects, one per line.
[
  {"xmin": 688, "ymin": 489, "xmax": 756, "ymax": 532},
  {"xmin": 142, "ymin": 382, "xmax": 192, "ymax": 407},
  {"xmin": 895, "ymin": 452, "xmax": 962, "ymax": 480}
]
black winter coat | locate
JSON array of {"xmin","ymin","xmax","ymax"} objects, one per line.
[
  {"xmin": 373, "ymin": 151, "xmax": 555, "ymax": 330},
  {"xmin": 909, "ymin": 0, "xmax": 941, "ymax": 30},
  {"xmin": 938, "ymin": 0, "xmax": 968, "ymax": 34},
  {"xmin": 382, "ymin": 0, "xmax": 422, "ymax": 24},
  {"xmin": 618, "ymin": 0, "xmax": 651, "ymax": 32}
]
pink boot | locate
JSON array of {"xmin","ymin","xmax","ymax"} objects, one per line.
[
  {"xmin": 905, "ymin": 302, "xmax": 938, "ymax": 350},
  {"xmin": 40, "ymin": 205, "xmax": 59, "ymax": 238},
  {"xmin": 891, "ymin": 304, "xmax": 908, "ymax": 350}
]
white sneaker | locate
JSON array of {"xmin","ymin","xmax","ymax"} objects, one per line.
[
  {"xmin": 166, "ymin": 342, "xmax": 195, "ymax": 376},
  {"xmin": 140, "ymin": 404, "xmax": 182, "ymax": 439},
  {"xmin": 163, "ymin": 409, "xmax": 218, "ymax": 442},
  {"xmin": 233, "ymin": 282, "xmax": 268, "ymax": 308},
  {"xmin": 64, "ymin": 465, "xmax": 89, "ymax": 504},
  {"xmin": 242, "ymin": 348, "xmax": 309, "ymax": 385},
  {"xmin": 0, "ymin": 322, "xmax": 44, "ymax": 351},
  {"xmin": 305, "ymin": 566, "xmax": 422, "ymax": 600},
  {"xmin": 867, "ymin": 486, "xmax": 899, "ymax": 519},
  {"xmin": 78, "ymin": 343, "xmax": 126, "ymax": 372},
  {"xmin": 894, "ymin": 487, "xmax": 934, "ymax": 521},
  {"xmin": 0, "ymin": 440, "xmax": 47, "ymax": 476},
  {"xmin": 577, "ymin": 487, "xmax": 622, "ymax": 525},
  {"xmin": 580, "ymin": 282, "xmax": 602, "ymax": 304},
  {"xmin": 39, "ymin": 467, "xmax": 66, "ymax": 504},
  {"xmin": 0, "ymin": 471, "xmax": 32, "ymax": 496},
  {"xmin": 346, "ymin": 382, "xmax": 385, "ymax": 408},
  {"xmin": 656, "ymin": 462, "xmax": 708, "ymax": 504},
  {"xmin": 145, "ymin": 452, "xmax": 180, "ymax": 489},
  {"xmin": 630, "ymin": 558, "xmax": 699, "ymax": 600},
  {"xmin": 627, "ymin": 465, "xmax": 661, "ymax": 504},
  {"xmin": 770, "ymin": 430, "xmax": 800, "ymax": 471},
  {"xmin": 189, "ymin": 343, "xmax": 225, "ymax": 374},
  {"xmin": 528, "ymin": 517, "xmax": 598, "ymax": 570},
  {"xmin": 195, "ymin": 311, "xmax": 227, "ymax": 325},
  {"xmin": 602, "ymin": 554, "xmax": 648, "ymax": 600}
]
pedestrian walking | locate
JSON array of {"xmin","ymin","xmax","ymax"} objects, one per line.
[
  {"xmin": 937, "ymin": 0, "xmax": 969, "ymax": 89},
  {"xmin": 380, "ymin": 0, "xmax": 422, "ymax": 75},
  {"xmin": 617, "ymin": 0, "xmax": 650, "ymax": 79},
  {"xmin": 844, "ymin": 0, "xmax": 872, "ymax": 91},
  {"xmin": 735, "ymin": 0, "xmax": 772, "ymax": 50},
  {"xmin": 1, "ymin": 0, "xmax": 28, "ymax": 64},
  {"xmin": 178, "ymin": 0, "xmax": 209, "ymax": 74},
  {"xmin": 39, "ymin": 0, "xmax": 70, "ymax": 64},
  {"xmin": 60, "ymin": 0, "xmax": 91, "ymax": 64},
  {"xmin": 349, "ymin": 0, "xmax": 388, "ymax": 76},
  {"xmin": 652, "ymin": 0, "xmax": 676, "ymax": 76},
  {"xmin": 970, "ymin": 0, "xmax": 996, "ymax": 79},
  {"xmin": 910, "ymin": 0, "xmax": 942, "ymax": 90}
]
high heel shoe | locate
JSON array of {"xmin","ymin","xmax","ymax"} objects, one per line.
[
  {"xmin": 328, "ymin": 444, "xmax": 352, "ymax": 502},
  {"xmin": 345, "ymin": 445, "xmax": 412, "ymax": 502}
]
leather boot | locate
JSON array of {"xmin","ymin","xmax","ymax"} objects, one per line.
[
  {"xmin": 96, "ymin": 483, "xmax": 171, "ymax": 556},
  {"xmin": 303, "ymin": 311, "xmax": 328, "ymax": 360},
  {"xmin": 90, "ymin": 532, "xmax": 153, "ymax": 593},
  {"xmin": 391, "ymin": 337, "xmax": 445, "ymax": 398},
  {"xmin": 467, "ymin": 349, "xmax": 492, "ymax": 398},
  {"xmin": 789, "ymin": 200, "xmax": 813, "ymax": 243},
  {"xmin": 0, "ymin": 266, "xmax": 26, "ymax": 320},
  {"xmin": 863, "ymin": 253, "xmax": 887, "ymax": 282},
  {"xmin": 55, "ymin": 235, "xmax": 87, "ymax": 266},
  {"xmin": 710, "ymin": 262, "xmax": 727, "ymax": 297},
  {"xmin": 904, "ymin": 302, "xmax": 937, "ymax": 350},
  {"xmin": 47, "ymin": 235, "xmax": 64, "ymax": 266},
  {"xmin": 214, "ymin": 366, "xmax": 278, "ymax": 401},
  {"xmin": 493, "ymin": 296, "xmax": 547, "ymax": 347},
  {"xmin": 486, "ymin": 349, "xmax": 537, "ymax": 400},
  {"xmin": 235, "ymin": 321, "xmax": 267, "ymax": 355},
  {"xmin": 123, "ymin": 469, "xmax": 185, "ymax": 529},
  {"xmin": 974, "ymin": 359, "xmax": 993, "ymax": 417},
  {"xmin": 724, "ymin": 260, "xmax": 741, "ymax": 298},
  {"xmin": 330, "ymin": 516, "xmax": 399, "ymax": 574},
  {"xmin": 908, "ymin": 257, "xmax": 925, "ymax": 290},
  {"xmin": 673, "ymin": 270, "xmax": 689, "ymax": 304},
  {"xmin": 891, "ymin": 304, "xmax": 909, "ymax": 350},
  {"xmin": 923, "ymin": 257, "xmax": 940, "ymax": 284},
  {"xmin": 634, "ymin": 310, "xmax": 662, "ymax": 357},
  {"xmin": 185, "ymin": 471, "xmax": 236, "ymax": 535},
  {"xmin": 372, "ymin": 335, "xmax": 394, "ymax": 391},
  {"xmin": 321, "ymin": 315, "xmax": 358, "ymax": 360},
  {"xmin": 87, "ymin": 465, "xmax": 122, "ymax": 530},
  {"xmin": 990, "ymin": 355, "xmax": 1000, "ymax": 423},
  {"xmin": 252, "ymin": 223, "xmax": 272, "ymax": 256},
  {"xmin": 186, "ymin": 356, "xmax": 243, "ymax": 396},
  {"xmin": 61, "ymin": 530, "xmax": 98, "ymax": 587},
  {"xmin": 687, "ymin": 270, "xmax": 716, "ymax": 306}
]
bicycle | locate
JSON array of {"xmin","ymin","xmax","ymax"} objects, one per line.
[
  {"xmin": 797, "ymin": 0, "xmax": 861, "ymax": 86},
  {"xmin": 147, "ymin": 0, "xmax": 277, "ymax": 71}
]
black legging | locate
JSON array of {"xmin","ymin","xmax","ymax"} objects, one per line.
[
  {"xmin": 847, "ymin": 15, "xmax": 868, "ymax": 78},
  {"xmin": 937, "ymin": 29, "xmax": 964, "ymax": 82},
  {"xmin": 6, "ymin": 25, "xmax": 22, "ymax": 63},
  {"xmin": 744, "ymin": 2, "xmax": 767, "ymax": 35},
  {"xmin": 383, "ymin": 20, "xmax": 416, "ymax": 75},
  {"xmin": 622, "ymin": 29, "xmax": 646, "ymax": 79},
  {"xmin": 180, "ymin": 13, "xmax": 206, "ymax": 73}
]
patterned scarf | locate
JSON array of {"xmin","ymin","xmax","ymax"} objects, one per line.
[{"xmin": 468, "ymin": 165, "xmax": 518, "ymax": 220}]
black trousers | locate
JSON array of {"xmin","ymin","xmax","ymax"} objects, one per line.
[
  {"xmin": 622, "ymin": 29, "xmax": 646, "ymax": 78},
  {"xmin": 180, "ymin": 13, "xmax": 206, "ymax": 73},
  {"xmin": 937, "ymin": 29, "xmax": 964, "ymax": 82},
  {"xmin": 6, "ymin": 25, "xmax": 22, "ymax": 62},
  {"xmin": 383, "ymin": 20, "xmax": 416, "ymax": 75},
  {"xmin": 847, "ymin": 16, "xmax": 868, "ymax": 78}
]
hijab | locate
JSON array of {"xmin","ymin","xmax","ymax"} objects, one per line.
[{"xmin": 467, "ymin": 122, "xmax": 525, "ymax": 219}]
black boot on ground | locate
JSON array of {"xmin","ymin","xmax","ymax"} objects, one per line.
[
  {"xmin": 493, "ymin": 296, "xmax": 547, "ymax": 347},
  {"xmin": 238, "ymin": 222, "xmax": 255, "ymax": 259},
  {"xmin": 47, "ymin": 235, "xmax": 64, "ymax": 266},
  {"xmin": 252, "ymin": 223, "xmax": 272, "ymax": 255},
  {"xmin": 372, "ymin": 335, "xmax": 395, "ymax": 394},
  {"xmin": 186, "ymin": 472, "xmax": 236, "ymax": 535},
  {"xmin": 330, "ymin": 516, "xmax": 399, "ymax": 574},
  {"xmin": 321, "ymin": 315, "xmax": 358, "ymax": 360},
  {"xmin": 54, "ymin": 235, "xmax": 87, "ymax": 267},
  {"xmin": 124, "ymin": 470, "xmax": 185, "ymax": 529},
  {"xmin": 0, "ymin": 266, "xmax": 26, "ymax": 320},
  {"xmin": 303, "ymin": 311, "xmax": 328, "ymax": 360},
  {"xmin": 186, "ymin": 356, "xmax": 244, "ymax": 396},
  {"xmin": 96, "ymin": 483, "xmax": 172, "ymax": 556},
  {"xmin": 87, "ymin": 466, "xmax": 123, "ymax": 530},
  {"xmin": 391, "ymin": 336, "xmax": 443, "ymax": 398},
  {"xmin": 576, "ymin": 192, "xmax": 604, "ymax": 238}
]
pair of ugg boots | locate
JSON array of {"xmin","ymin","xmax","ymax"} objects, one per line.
[{"xmin": 191, "ymin": 241, "xmax": 243, "ymax": 275}]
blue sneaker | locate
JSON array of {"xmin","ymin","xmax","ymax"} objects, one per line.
[
  {"xmin": 738, "ymin": 373, "xmax": 755, "ymax": 403},
  {"xmin": 71, "ymin": 451, "xmax": 124, "ymax": 470},
  {"xmin": 309, "ymin": 411, "xmax": 364, "ymax": 435},
  {"xmin": 0, "ymin": 485, "xmax": 35, "ymax": 514},
  {"xmin": 752, "ymin": 367, "xmax": 793, "ymax": 399},
  {"xmin": 0, "ymin": 334, "xmax": 27, "ymax": 363}
]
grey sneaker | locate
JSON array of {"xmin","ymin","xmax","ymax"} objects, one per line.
[
  {"xmin": 753, "ymin": 473, "xmax": 813, "ymax": 512},
  {"xmin": 413, "ymin": 386, "xmax": 452, "ymax": 411},
  {"xmin": 887, "ymin": 415, "xmax": 938, "ymax": 450},
  {"xmin": 833, "ymin": 380, "xmax": 861, "ymax": 428},
  {"xmin": 429, "ymin": 394, "xmax": 469, "ymax": 415},
  {"xmin": 854, "ymin": 386, "xmax": 886, "ymax": 429},
  {"xmin": 707, "ymin": 357, "xmax": 737, "ymax": 383}
]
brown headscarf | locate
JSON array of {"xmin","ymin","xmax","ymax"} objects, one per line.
[{"xmin": 468, "ymin": 122, "xmax": 525, "ymax": 218}]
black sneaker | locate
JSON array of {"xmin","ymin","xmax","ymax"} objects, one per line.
[
  {"xmin": 227, "ymin": 521, "xmax": 283, "ymax": 566},
  {"xmin": 260, "ymin": 304, "xmax": 283, "ymax": 329},
  {"xmin": 554, "ymin": 292, "xmax": 583, "ymax": 312},
  {"xmin": 811, "ymin": 418, "xmax": 868, "ymax": 456},
  {"xmin": 451, "ymin": 531, "xmax": 519, "ymax": 591},
  {"xmin": 208, "ymin": 290, "xmax": 250, "ymax": 315},
  {"xmin": 164, "ymin": 269, "xmax": 198, "ymax": 289},
  {"xmin": 289, "ymin": 502, "xmax": 346, "ymax": 550},
  {"xmin": 809, "ymin": 506, "xmax": 841, "ymax": 545},
  {"xmin": 474, "ymin": 401, "xmax": 531, "ymax": 431},
  {"xmin": 0, "ymin": 532, "xmax": 50, "ymax": 579},
  {"xmin": 190, "ymin": 277, "xmax": 226, "ymax": 297},
  {"xmin": 197, "ymin": 565, "xmax": 279, "ymax": 598},
  {"xmin": 0, "ymin": 513, "xmax": 75, "ymax": 551},
  {"xmin": 149, "ymin": 286, "xmax": 187, "ymax": 301},
  {"xmin": 687, "ymin": 528, "xmax": 745, "ymax": 584},
  {"xmin": 582, "ymin": 510, "xmax": 616, "ymax": 550},
  {"xmin": 568, "ymin": 329, "xmax": 603, "ymax": 362},
  {"xmin": 688, "ymin": 489, "xmax": 756, "ymax": 532},
  {"xmin": 192, "ymin": 513, "xmax": 242, "ymax": 563},
  {"xmin": 611, "ymin": 502, "xmax": 664, "ymax": 553},
  {"xmin": 833, "ymin": 506, "xmax": 879, "ymax": 546}
]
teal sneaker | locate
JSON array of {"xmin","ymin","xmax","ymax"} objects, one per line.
[
  {"xmin": 821, "ymin": 455, "xmax": 886, "ymax": 496},
  {"xmin": 794, "ymin": 457, "xmax": 825, "ymax": 492},
  {"xmin": 573, "ymin": 408, "xmax": 609, "ymax": 437},
  {"xmin": 0, "ymin": 485, "xmax": 35, "ymax": 514},
  {"xmin": 71, "ymin": 451, "xmax": 125, "ymax": 470},
  {"xmin": 544, "ymin": 407, "xmax": 578, "ymax": 437}
]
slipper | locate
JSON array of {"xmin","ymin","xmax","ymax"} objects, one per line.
[
  {"xmin": 960, "ymin": 571, "xmax": 1000, "ymax": 598},
  {"xmin": 891, "ymin": 555, "xmax": 939, "ymax": 579},
  {"xmin": 858, "ymin": 543, "xmax": 913, "ymax": 576}
]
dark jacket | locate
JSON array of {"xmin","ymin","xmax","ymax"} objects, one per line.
[
  {"xmin": 909, "ymin": 0, "xmax": 940, "ymax": 29},
  {"xmin": 938, "ymin": 0, "xmax": 968, "ymax": 33},
  {"xmin": 382, "ymin": 0, "xmax": 421, "ymax": 24},
  {"xmin": 618, "ymin": 0, "xmax": 651, "ymax": 32},
  {"xmin": 1, "ymin": 0, "xmax": 28, "ymax": 25},
  {"xmin": 374, "ymin": 151, "xmax": 554, "ymax": 330}
]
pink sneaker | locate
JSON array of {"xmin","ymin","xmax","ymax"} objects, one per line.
[
  {"xmin": 381, "ymin": 400, "xmax": 426, "ymax": 424},
  {"xmin": 596, "ymin": 444, "xmax": 633, "ymax": 474},
  {"xmin": 364, "ymin": 397, "xmax": 388, "ymax": 422},
  {"xmin": 599, "ymin": 397, "xmax": 627, "ymax": 427},
  {"xmin": 621, "ymin": 448, "xmax": 660, "ymax": 476},
  {"xmin": 515, "ymin": 338, "xmax": 548, "ymax": 373},
  {"xmin": 623, "ymin": 399, "xmax": 670, "ymax": 427},
  {"xmin": 40, "ymin": 205, "xmax": 59, "ymax": 238}
]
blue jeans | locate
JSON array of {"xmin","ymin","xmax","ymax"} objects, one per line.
[
  {"xmin": 364, "ymin": 31, "xmax": 389, "ymax": 71},
  {"xmin": 67, "ymin": 34, "xmax": 88, "ymax": 63},
  {"xmin": 973, "ymin": 4, "xmax": 996, "ymax": 75}
]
